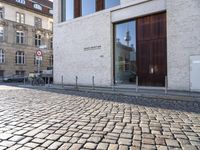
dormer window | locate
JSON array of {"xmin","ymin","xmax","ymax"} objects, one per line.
[
  {"xmin": 49, "ymin": 9, "xmax": 53, "ymax": 15},
  {"xmin": 33, "ymin": 3, "xmax": 42, "ymax": 11},
  {"xmin": 16, "ymin": 0, "xmax": 26, "ymax": 5}
]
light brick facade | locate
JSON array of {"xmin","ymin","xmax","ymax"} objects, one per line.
[{"xmin": 54, "ymin": 0, "xmax": 200, "ymax": 91}]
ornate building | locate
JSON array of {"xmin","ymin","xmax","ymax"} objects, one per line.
[{"xmin": 0, "ymin": 0, "xmax": 53, "ymax": 80}]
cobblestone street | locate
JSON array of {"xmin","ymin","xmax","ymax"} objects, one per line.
[{"xmin": 0, "ymin": 86, "xmax": 200, "ymax": 150}]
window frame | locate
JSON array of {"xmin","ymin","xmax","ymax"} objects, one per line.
[
  {"xmin": 15, "ymin": 51, "xmax": 25, "ymax": 65},
  {"xmin": 0, "ymin": 49, "xmax": 5, "ymax": 64},
  {"xmin": 16, "ymin": 12, "xmax": 25, "ymax": 24},
  {"xmin": 0, "ymin": 26, "xmax": 4, "ymax": 41},
  {"xmin": 35, "ymin": 17, "xmax": 42, "ymax": 28},
  {"xmin": 16, "ymin": 31, "xmax": 25, "ymax": 44},
  {"xmin": 0, "ymin": 7, "xmax": 4, "ymax": 19},
  {"xmin": 35, "ymin": 34, "xmax": 42, "ymax": 47}
]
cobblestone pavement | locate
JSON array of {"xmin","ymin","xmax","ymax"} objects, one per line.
[{"xmin": 0, "ymin": 86, "xmax": 200, "ymax": 150}]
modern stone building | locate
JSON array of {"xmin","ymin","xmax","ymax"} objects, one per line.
[
  {"xmin": 54, "ymin": 0, "xmax": 200, "ymax": 91},
  {"xmin": 0, "ymin": 0, "xmax": 53, "ymax": 80}
]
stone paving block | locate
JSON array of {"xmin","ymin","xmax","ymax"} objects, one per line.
[
  {"xmin": 118, "ymin": 145, "xmax": 128, "ymax": 150},
  {"xmin": 46, "ymin": 134, "xmax": 61, "ymax": 141},
  {"xmin": 48, "ymin": 141, "xmax": 63, "ymax": 150},
  {"xmin": 118, "ymin": 138, "xmax": 132, "ymax": 146},
  {"xmin": 69, "ymin": 144, "xmax": 83, "ymax": 150},
  {"xmin": 165, "ymin": 139, "xmax": 180, "ymax": 147},
  {"xmin": 18, "ymin": 137, "xmax": 33, "ymax": 145},
  {"xmin": 0, "ymin": 140, "xmax": 16, "ymax": 147},
  {"xmin": 32, "ymin": 138, "xmax": 46, "ymax": 144},
  {"xmin": 9, "ymin": 135, "xmax": 24, "ymax": 142},
  {"xmin": 58, "ymin": 143, "xmax": 72, "ymax": 150},
  {"xmin": 6, "ymin": 144, "xmax": 22, "ymax": 150},
  {"xmin": 0, "ymin": 146, "xmax": 7, "ymax": 150},
  {"xmin": 182, "ymin": 145, "xmax": 198, "ymax": 150},
  {"xmin": 107, "ymin": 144, "xmax": 118, "ymax": 150},
  {"xmin": 96, "ymin": 143, "xmax": 109, "ymax": 150},
  {"xmin": 84, "ymin": 143, "xmax": 97, "ymax": 149},
  {"xmin": 0, "ymin": 133, "xmax": 13, "ymax": 140},
  {"xmin": 41, "ymin": 140, "xmax": 54, "ymax": 148},
  {"xmin": 24, "ymin": 142, "xmax": 39, "ymax": 148}
]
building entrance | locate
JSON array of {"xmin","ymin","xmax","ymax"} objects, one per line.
[{"xmin": 114, "ymin": 12, "xmax": 167, "ymax": 87}]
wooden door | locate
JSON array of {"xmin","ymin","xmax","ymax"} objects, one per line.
[{"xmin": 136, "ymin": 13, "xmax": 167, "ymax": 86}]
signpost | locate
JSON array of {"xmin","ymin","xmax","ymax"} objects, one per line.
[{"xmin": 36, "ymin": 50, "xmax": 43, "ymax": 74}]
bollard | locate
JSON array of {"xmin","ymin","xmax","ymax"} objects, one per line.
[
  {"xmin": 92, "ymin": 76, "xmax": 95, "ymax": 90},
  {"xmin": 75, "ymin": 76, "xmax": 78, "ymax": 89},
  {"xmin": 136, "ymin": 76, "xmax": 139, "ymax": 92},
  {"xmin": 48, "ymin": 77, "xmax": 50, "ymax": 87},
  {"xmin": 24, "ymin": 76, "xmax": 26, "ymax": 86},
  {"xmin": 61, "ymin": 75, "xmax": 64, "ymax": 88},
  {"xmin": 112, "ymin": 81, "xmax": 115, "ymax": 91},
  {"xmin": 165, "ymin": 76, "xmax": 168, "ymax": 94}
]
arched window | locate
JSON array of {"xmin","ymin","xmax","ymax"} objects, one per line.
[
  {"xmin": 0, "ymin": 49, "xmax": 5, "ymax": 63},
  {"xmin": 15, "ymin": 51, "xmax": 25, "ymax": 64}
]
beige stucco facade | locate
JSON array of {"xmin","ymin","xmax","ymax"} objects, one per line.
[{"xmin": 0, "ymin": 1, "xmax": 53, "ymax": 79}]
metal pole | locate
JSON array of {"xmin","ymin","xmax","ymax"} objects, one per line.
[
  {"xmin": 76, "ymin": 76, "xmax": 78, "ymax": 89},
  {"xmin": 37, "ymin": 60, "xmax": 40, "ymax": 74},
  {"xmin": 92, "ymin": 76, "xmax": 95, "ymax": 90},
  {"xmin": 165, "ymin": 76, "xmax": 168, "ymax": 94},
  {"xmin": 61, "ymin": 75, "xmax": 64, "ymax": 88},
  {"xmin": 24, "ymin": 76, "xmax": 26, "ymax": 86},
  {"xmin": 136, "ymin": 76, "xmax": 138, "ymax": 92},
  {"xmin": 48, "ymin": 77, "xmax": 50, "ymax": 87}
]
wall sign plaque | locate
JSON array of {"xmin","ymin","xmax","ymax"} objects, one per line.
[{"xmin": 84, "ymin": 45, "xmax": 101, "ymax": 51}]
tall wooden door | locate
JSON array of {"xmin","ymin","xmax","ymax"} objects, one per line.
[{"xmin": 137, "ymin": 13, "xmax": 167, "ymax": 86}]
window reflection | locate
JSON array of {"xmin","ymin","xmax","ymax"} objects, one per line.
[
  {"xmin": 61, "ymin": 0, "xmax": 74, "ymax": 21},
  {"xmin": 105, "ymin": 0, "xmax": 120, "ymax": 9},
  {"xmin": 81, "ymin": 0, "xmax": 96, "ymax": 16},
  {"xmin": 114, "ymin": 21, "xmax": 137, "ymax": 84}
]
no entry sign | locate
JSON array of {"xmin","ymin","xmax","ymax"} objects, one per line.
[{"xmin": 36, "ymin": 50, "xmax": 42, "ymax": 56}]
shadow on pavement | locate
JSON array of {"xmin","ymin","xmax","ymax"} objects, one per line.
[{"xmin": 1, "ymin": 83, "xmax": 200, "ymax": 114}]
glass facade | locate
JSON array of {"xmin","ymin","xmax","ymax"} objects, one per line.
[
  {"xmin": 114, "ymin": 20, "xmax": 137, "ymax": 84},
  {"xmin": 105, "ymin": 0, "xmax": 120, "ymax": 9},
  {"xmin": 61, "ymin": 0, "xmax": 120, "ymax": 22},
  {"xmin": 61, "ymin": 0, "xmax": 74, "ymax": 21},
  {"xmin": 81, "ymin": 0, "xmax": 96, "ymax": 16}
]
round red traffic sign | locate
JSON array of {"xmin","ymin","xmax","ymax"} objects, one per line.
[{"xmin": 36, "ymin": 50, "xmax": 42, "ymax": 56}]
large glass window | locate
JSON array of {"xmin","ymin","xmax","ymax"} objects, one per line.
[
  {"xmin": 114, "ymin": 20, "xmax": 136, "ymax": 84},
  {"xmin": 15, "ymin": 51, "xmax": 25, "ymax": 64},
  {"xmin": 61, "ymin": 0, "xmax": 74, "ymax": 21},
  {"xmin": 105, "ymin": 0, "xmax": 120, "ymax": 9},
  {"xmin": 81, "ymin": 0, "xmax": 96, "ymax": 16},
  {"xmin": 0, "ymin": 49, "xmax": 5, "ymax": 64}
]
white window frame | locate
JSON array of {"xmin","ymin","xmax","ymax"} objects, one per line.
[
  {"xmin": 15, "ymin": 51, "xmax": 25, "ymax": 64},
  {"xmin": 16, "ymin": 31, "xmax": 24, "ymax": 44},
  {"xmin": 35, "ymin": 34, "xmax": 41, "ymax": 47},
  {"xmin": 0, "ymin": 7, "xmax": 4, "ymax": 19},
  {"xmin": 16, "ymin": 0, "xmax": 26, "ymax": 5},
  {"xmin": 35, "ymin": 17, "xmax": 42, "ymax": 28},
  {"xmin": 0, "ymin": 49, "xmax": 5, "ymax": 64},
  {"xmin": 33, "ymin": 3, "xmax": 42, "ymax": 11},
  {"xmin": 0, "ymin": 26, "xmax": 4, "ymax": 41},
  {"xmin": 16, "ymin": 12, "xmax": 25, "ymax": 24}
]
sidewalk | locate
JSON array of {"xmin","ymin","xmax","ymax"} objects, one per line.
[{"xmin": 20, "ymin": 83, "xmax": 200, "ymax": 102}]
